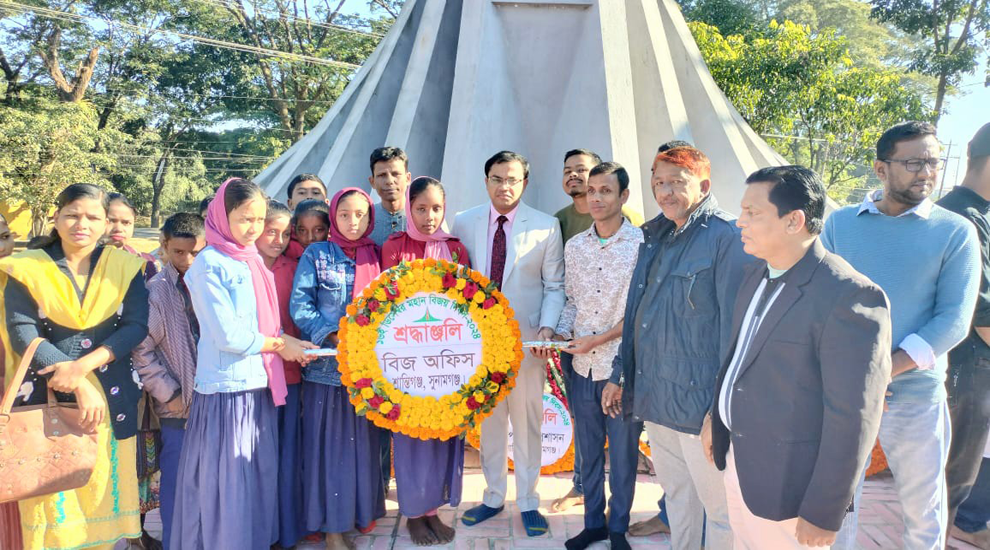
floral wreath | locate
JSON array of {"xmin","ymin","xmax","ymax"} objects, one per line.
[
  {"xmin": 465, "ymin": 352, "xmax": 576, "ymax": 475},
  {"xmin": 338, "ymin": 258, "xmax": 524, "ymax": 441}
]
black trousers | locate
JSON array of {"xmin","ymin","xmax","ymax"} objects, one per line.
[{"xmin": 946, "ymin": 356, "xmax": 990, "ymax": 531}]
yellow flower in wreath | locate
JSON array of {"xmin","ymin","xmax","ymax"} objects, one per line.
[
  {"xmin": 361, "ymin": 387, "xmax": 375, "ymax": 399},
  {"xmin": 486, "ymin": 381, "xmax": 500, "ymax": 393},
  {"xmin": 379, "ymin": 401, "xmax": 393, "ymax": 414},
  {"xmin": 473, "ymin": 391, "xmax": 486, "ymax": 403}
]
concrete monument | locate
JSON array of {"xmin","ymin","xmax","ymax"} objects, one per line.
[{"xmin": 255, "ymin": 0, "xmax": 786, "ymax": 218}]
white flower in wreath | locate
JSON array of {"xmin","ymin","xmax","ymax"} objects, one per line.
[
  {"xmin": 117, "ymin": 304, "xmax": 124, "ymax": 316},
  {"xmin": 38, "ymin": 308, "xmax": 46, "ymax": 320},
  {"xmin": 132, "ymin": 369, "xmax": 143, "ymax": 389}
]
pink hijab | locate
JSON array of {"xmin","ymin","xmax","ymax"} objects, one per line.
[
  {"xmin": 403, "ymin": 177, "xmax": 455, "ymax": 261},
  {"xmin": 205, "ymin": 178, "xmax": 287, "ymax": 406},
  {"xmin": 328, "ymin": 188, "xmax": 381, "ymax": 298}
]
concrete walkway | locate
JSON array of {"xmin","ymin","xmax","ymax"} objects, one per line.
[{"xmin": 124, "ymin": 464, "xmax": 982, "ymax": 549}]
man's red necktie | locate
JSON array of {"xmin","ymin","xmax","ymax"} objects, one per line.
[{"xmin": 490, "ymin": 215, "xmax": 508, "ymax": 290}]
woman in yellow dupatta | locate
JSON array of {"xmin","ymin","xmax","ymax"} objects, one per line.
[{"xmin": 0, "ymin": 184, "xmax": 149, "ymax": 550}]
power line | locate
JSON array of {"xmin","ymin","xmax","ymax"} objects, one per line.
[
  {"xmin": 196, "ymin": 0, "xmax": 386, "ymax": 40},
  {"xmin": 0, "ymin": 0, "xmax": 361, "ymax": 69}
]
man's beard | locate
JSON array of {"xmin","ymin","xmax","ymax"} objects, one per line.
[{"xmin": 567, "ymin": 188, "xmax": 585, "ymax": 198}]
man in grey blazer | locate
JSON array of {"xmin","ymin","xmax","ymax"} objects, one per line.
[
  {"xmin": 702, "ymin": 166, "xmax": 892, "ymax": 548},
  {"xmin": 452, "ymin": 150, "xmax": 566, "ymax": 536}
]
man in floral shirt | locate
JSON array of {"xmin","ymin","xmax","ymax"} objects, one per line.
[{"xmin": 554, "ymin": 162, "xmax": 643, "ymax": 550}]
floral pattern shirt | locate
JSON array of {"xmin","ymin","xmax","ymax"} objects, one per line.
[{"xmin": 556, "ymin": 219, "xmax": 642, "ymax": 381}]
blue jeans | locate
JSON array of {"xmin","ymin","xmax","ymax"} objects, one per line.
[
  {"xmin": 956, "ymin": 457, "xmax": 990, "ymax": 533},
  {"xmin": 559, "ymin": 353, "xmax": 584, "ymax": 495},
  {"xmin": 160, "ymin": 423, "xmax": 186, "ymax": 550},
  {"xmin": 569, "ymin": 371, "xmax": 642, "ymax": 532},
  {"xmin": 833, "ymin": 399, "xmax": 952, "ymax": 550}
]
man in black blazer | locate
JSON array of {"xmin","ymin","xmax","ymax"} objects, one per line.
[{"xmin": 701, "ymin": 166, "xmax": 892, "ymax": 548}]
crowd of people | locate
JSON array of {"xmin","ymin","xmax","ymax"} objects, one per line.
[{"xmin": 0, "ymin": 120, "xmax": 989, "ymax": 550}]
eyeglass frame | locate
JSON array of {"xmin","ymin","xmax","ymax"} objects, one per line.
[{"xmin": 878, "ymin": 157, "xmax": 946, "ymax": 173}]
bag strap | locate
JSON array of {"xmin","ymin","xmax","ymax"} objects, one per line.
[{"xmin": 0, "ymin": 337, "xmax": 45, "ymax": 416}]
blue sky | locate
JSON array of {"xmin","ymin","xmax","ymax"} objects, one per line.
[{"xmin": 935, "ymin": 63, "xmax": 990, "ymax": 193}]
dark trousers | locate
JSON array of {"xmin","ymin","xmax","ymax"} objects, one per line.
[
  {"xmin": 946, "ymin": 356, "xmax": 990, "ymax": 530},
  {"xmin": 160, "ymin": 423, "xmax": 186, "ymax": 550},
  {"xmin": 559, "ymin": 352, "xmax": 584, "ymax": 495},
  {"xmin": 569, "ymin": 369, "xmax": 642, "ymax": 532},
  {"xmin": 956, "ymin": 457, "xmax": 990, "ymax": 533}
]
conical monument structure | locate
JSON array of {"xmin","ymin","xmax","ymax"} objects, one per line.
[{"xmin": 255, "ymin": 0, "xmax": 786, "ymax": 218}]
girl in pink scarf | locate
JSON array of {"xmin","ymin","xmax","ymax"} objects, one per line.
[
  {"xmin": 381, "ymin": 177, "xmax": 469, "ymax": 545},
  {"xmin": 171, "ymin": 178, "xmax": 315, "ymax": 550}
]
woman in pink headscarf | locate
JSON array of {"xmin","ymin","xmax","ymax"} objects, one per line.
[
  {"xmin": 170, "ymin": 178, "xmax": 315, "ymax": 549},
  {"xmin": 292, "ymin": 187, "xmax": 388, "ymax": 550},
  {"xmin": 381, "ymin": 177, "xmax": 469, "ymax": 545}
]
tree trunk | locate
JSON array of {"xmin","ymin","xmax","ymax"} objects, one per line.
[
  {"xmin": 933, "ymin": 73, "xmax": 948, "ymax": 126},
  {"xmin": 40, "ymin": 28, "xmax": 100, "ymax": 103},
  {"xmin": 150, "ymin": 153, "xmax": 170, "ymax": 227}
]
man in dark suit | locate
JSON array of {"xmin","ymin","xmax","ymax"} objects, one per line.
[{"xmin": 701, "ymin": 165, "xmax": 892, "ymax": 548}]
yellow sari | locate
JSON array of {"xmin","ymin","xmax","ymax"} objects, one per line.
[{"xmin": 0, "ymin": 247, "xmax": 144, "ymax": 550}]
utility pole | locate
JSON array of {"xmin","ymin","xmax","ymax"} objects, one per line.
[{"xmin": 938, "ymin": 141, "xmax": 953, "ymax": 199}]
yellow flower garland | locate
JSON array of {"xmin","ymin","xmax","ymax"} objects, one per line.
[{"xmin": 338, "ymin": 258, "xmax": 524, "ymax": 441}]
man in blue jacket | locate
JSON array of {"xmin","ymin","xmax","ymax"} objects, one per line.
[{"xmin": 605, "ymin": 146, "xmax": 751, "ymax": 550}]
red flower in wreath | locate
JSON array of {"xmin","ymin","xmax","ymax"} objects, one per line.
[
  {"xmin": 368, "ymin": 395, "xmax": 385, "ymax": 408},
  {"xmin": 367, "ymin": 299, "xmax": 381, "ymax": 313},
  {"xmin": 463, "ymin": 282, "xmax": 479, "ymax": 300},
  {"xmin": 355, "ymin": 377, "xmax": 373, "ymax": 389},
  {"xmin": 442, "ymin": 272, "xmax": 457, "ymax": 289},
  {"xmin": 384, "ymin": 284, "xmax": 400, "ymax": 300},
  {"xmin": 466, "ymin": 396, "xmax": 481, "ymax": 410},
  {"xmin": 490, "ymin": 372, "xmax": 506, "ymax": 384},
  {"xmin": 482, "ymin": 297, "xmax": 496, "ymax": 309},
  {"xmin": 386, "ymin": 404, "xmax": 401, "ymax": 420},
  {"xmin": 355, "ymin": 314, "xmax": 371, "ymax": 326}
]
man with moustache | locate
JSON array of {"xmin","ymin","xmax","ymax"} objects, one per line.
[
  {"xmin": 703, "ymin": 166, "xmax": 891, "ymax": 548},
  {"xmin": 605, "ymin": 146, "xmax": 750, "ymax": 550},
  {"xmin": 554, "ymin": 149, "xmax": 644, "ymax": 244},
  {"xmin": 550, "ymin": 149, "xmax": 643, "ymax": 515},
  {"xmin": 825, "ymin": 121, "xmax": 981, "ymax": 549},
  {"xmin": 554, "ymin": 162, "xmax": 644, "ymax": 550},
  {"xmin": 368, "ymin": 146, "xmax": 412, "ymax": 246},
  {"xmin": 453, "ymin": 151, "xmax": 566, "ymax": 537}
]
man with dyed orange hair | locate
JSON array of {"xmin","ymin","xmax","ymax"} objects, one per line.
[{"xmin": 605, "ymin": 146, "xmax": 751, "ymax": 550}]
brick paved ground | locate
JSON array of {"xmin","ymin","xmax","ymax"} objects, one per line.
[{"xmin": 124, "ymin": 463, "xmax": 984, "ymax": 549}]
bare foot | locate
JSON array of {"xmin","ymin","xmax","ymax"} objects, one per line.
[
  {"xmin": 628, "ymin": 516, "xmax": 671, "ymax": 537},
  {"xmin": 408, "ymin": 517, "xmax": 439, "ymax": 546},
  {"xmin": 951, "ymin": 525, "xmax": 990, "ymax": 550},
  {"xmin": 426, "ymin": 515, "xmax": 456, "ymax": 544},
  {"xmin": 550, "ymin": 487, "xmax": 584, "ymax": 513},
  {"xmin": 326, "ymin": 533, "xmax": 354, "ymax": 550}
]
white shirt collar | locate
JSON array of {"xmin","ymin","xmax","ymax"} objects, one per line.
[{"xmin": 857, "ymin": 189, "xmax": 932, "ymax": 219}]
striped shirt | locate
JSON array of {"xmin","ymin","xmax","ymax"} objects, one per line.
[{"xmin": 132, "ymin": 262, "xmax": 199, "ymax": 423}]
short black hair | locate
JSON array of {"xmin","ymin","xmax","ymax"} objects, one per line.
[
  {"xmin": 223, "ymin": 178, "xmax": 265, "ymax": 216},
  {"xmin": 287, "ymin": 174, "xmax": 326, "ymax": 199},
  {"xmin": 745, "ymin": 165, "xmax": 826, "ymax": 235},
  {"xmin": 877, "ymin": 121, "xmax": 938, "ymax": 161},
  {"xmin": 589, "ymin": 161, "xmax": 630, "ymax": 193},
  {"xmin": 658, "ymin": 140, "xmax": 693, "ymax": 154},
  {"xmin": 199, "ymin": 195, "xmax": 214, "ymax": 216},
  {"xmin": 266, "ymin": 199, "xmax": 292, "ymax": 221},
  {"xmin": 968, "ymin": 155, "xmax": 990, "ymax": 175},
  {"xmin": 563, "ymin": 149, "xmax": 602, "ymax": 165},
  {"xmin": 485, "ymin": 151, "xmax": 530, "ymax": 179},
  {"xmin": 162, "ymin": 212, "xmax": 205, "ymax": 242},
  {"xmin": 408, "ymin": 176, "xmax": 444, "ymax": 204},
  {"xmin": 369, "ymin": 146, "xmax": 409, "ymax": 174},
  {"xmin": 108, "ymin": 192, "xmax": 137, "ymax": 215},
  {"xmin": 293, "ymin": 198, "xmax": 330, "ymax": 227}
]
